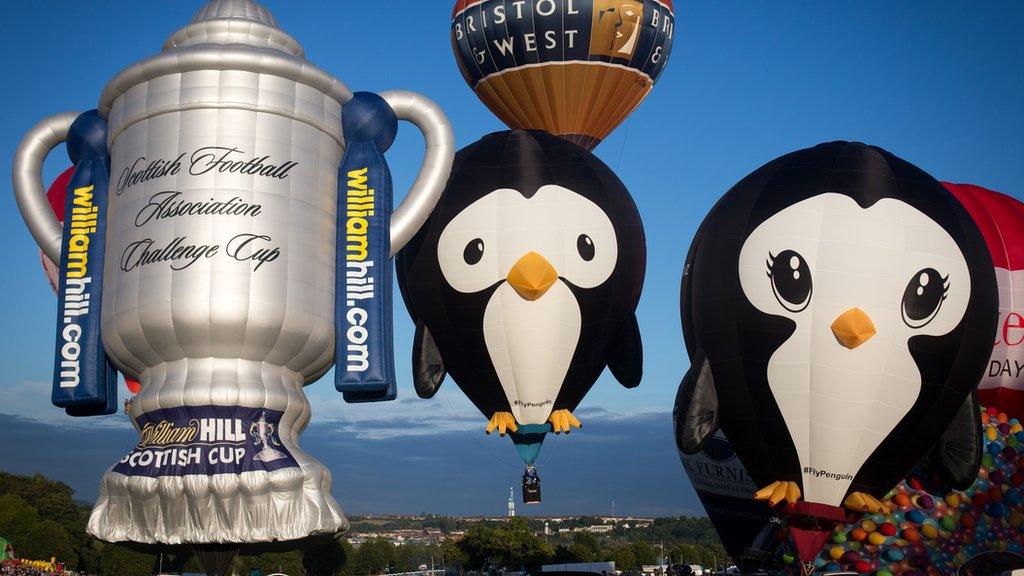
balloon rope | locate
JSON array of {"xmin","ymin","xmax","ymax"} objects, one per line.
[
  {"xmin": 615, "ymin": 117, "xmax": 632, "ymax": 171},
  {"xmin": 123, "ymin": 419, "xmax": 136, "ymax": 454},
  {"xmin": 439, "ymin": 386, "xmax": 521, "ymax": 469},
  {"xmin": 535, "ymin": 418, "xmax": 560, "ymax": 468}
]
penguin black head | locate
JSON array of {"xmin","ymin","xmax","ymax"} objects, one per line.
[
  {"xmin": 397, "ymin": 130, "xmax": 645, "ymax": 427},
  {"xmin": 680, "ymin": 141, "xmax": 998, "ymax": 506}
]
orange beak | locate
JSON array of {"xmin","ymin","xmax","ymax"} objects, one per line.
[
  {"xmin": 831, "ymin": 307, "xmax": 876, "ymax": 350},
  {"xmin": 506, "ymin": 252, "xmax": 558, "ymax": 301}
]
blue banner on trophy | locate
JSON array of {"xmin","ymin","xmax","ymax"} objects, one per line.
[
  {"xmin": 112, "ymin": 406, "xmax": 299, "ymax": 478},
  {"xmin": 51, "ymin": 111, "xmax": 118, "ymax": 417},
  {"xmin": 336, "ymin": 92, "xmax": 399, "ymax": 403}
]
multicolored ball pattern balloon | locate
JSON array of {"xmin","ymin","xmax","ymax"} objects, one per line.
[{"xmin": 807, "ymin": 406, "xmax": 1024, "ymax": 575}]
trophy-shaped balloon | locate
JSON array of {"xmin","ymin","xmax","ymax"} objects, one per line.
[{"xmin": 13, "ymin": 1, "xmax": 454, "ymax": 571}]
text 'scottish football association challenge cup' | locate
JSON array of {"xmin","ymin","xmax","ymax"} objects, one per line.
[{"xmin": 12, "ymin": 0, "xmax": 454, "ymax": 554}]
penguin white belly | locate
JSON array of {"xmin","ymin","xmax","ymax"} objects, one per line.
[
  {"xmin": 482, "ymin": 281, "xmax": 582, "ymax": 424},
  {"xmin": 767, "ymin": 325, "xmax": 921, "ymax": 507}
]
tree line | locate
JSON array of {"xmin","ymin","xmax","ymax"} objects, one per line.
[{"xmin": 0, "ymin": 472, "xmax": 726, "ymax": 575}]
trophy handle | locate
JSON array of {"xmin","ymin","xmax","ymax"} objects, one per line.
[
  {"xmin": 12, "ymin": 112, "xmax": 80, "ymax": 264},
  {"xmin": 378, "ymin": 91, "xmax": 455, "ymax": 256}
]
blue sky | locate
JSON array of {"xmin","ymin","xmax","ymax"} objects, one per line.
[{"xmin": 0, "ymin": 2, "xmax": 1022, "ymax": 516}]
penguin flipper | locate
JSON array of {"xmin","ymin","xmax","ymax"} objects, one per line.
[
  {"xmin": 412, "ymin": 323, "xmax": 446, "ymax": 399},
  {"xmin": 673, "ymin": 350, "xmax": 719, "ymax": 455},
  {"xmin": 928, "ymin": 390, "xmax": 983, "ymax": 491},
  {"xmin": 607, "ymin": 313, "xmax": 643, "ymax": 388}
]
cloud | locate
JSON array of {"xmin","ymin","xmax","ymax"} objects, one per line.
[
  {"xmin": 3, "ymin": 369, "xmax": 668, "ymax": 442},
  {"xmin": 304, "ymin": 387, "xmax": 483, "ymax": 440},
  {"xmin": 0, "ymin": 379, "xmax": 132, "ymax": 430},
  {"xmin": 0, "ymin": 408, "xmax": 704, "ymax": 518},
  {"xmin": 304, "ymin": 385, "xmax": 670, "ymax": 442},
  {"xmin": 0, "ymin": 412, "xmax": 135, "ymax": 501}
]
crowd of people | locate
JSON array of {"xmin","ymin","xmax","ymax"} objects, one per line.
[
  {"xmin": 0, "ymin": 564, "xmax": 51, "ymax": 576},
  {"xmin": 0, "ymin": 560, "xmax": 80, "ymax": 576}
]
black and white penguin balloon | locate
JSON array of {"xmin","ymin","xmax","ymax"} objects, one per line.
[
  {"xmin": 397, "ymin": 130, "xmax": 645, "ymax": 473},
  {"xmin": 675, "ymin": 141, "xmax": 998, "ymax": 517}
]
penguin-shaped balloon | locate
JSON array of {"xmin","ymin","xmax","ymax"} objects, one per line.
[
  {"xmin": 675, "ymin": 142, "xmax": 998, "ymax": 515},
  {"xmin": 397, "ymin": 130, "xmax": 645, "ymax": 436}
]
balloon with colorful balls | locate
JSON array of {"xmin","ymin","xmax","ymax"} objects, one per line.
[
  {"xmin": 766, "ymin": 181, "xmax": 1024, "ymax": 575},
  {"xmin": 807, "ymin": 404, "xmax": 1024, "ymax": 575}
]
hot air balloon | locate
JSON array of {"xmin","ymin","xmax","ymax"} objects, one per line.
[
  {"xmin": 809, "ymin": 404, "xmax": 1024, "ymax": 575},
  {"xmin": 397, "ymin": 130, "xmax": 644, "ymax": 501},
  {"xmin": 12, "ymin": 2, "xmax": 455, "ymax": 574},
  {"xmin": 675, "ymin": 141, "xmax": 999, "ymax": 573},
  {"xmin": 944, "ymin": 183, "xmax": 1024, "ymax": 420},
  {"xmin": 451, "ymin": 0, "xmax": 675, "ymax": 150},
  {"xmin": 673, "ymin": 423, "xmax": 785, "ymax": 573}
]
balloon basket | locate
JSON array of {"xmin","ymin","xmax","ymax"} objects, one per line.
[
  {"xmin": 522, "ymin": 465, "xmax": 542, "ymax": 504},
  {"xmin": 510, "ymin": 424, "xmax": 550, "ymax": 504},
  {"xmin": 781, "ymin": 501, "xmax": 858, "ymax": 576}
]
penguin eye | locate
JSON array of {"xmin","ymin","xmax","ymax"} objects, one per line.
[
  {"xmin": 767, "ymin": 250, "xmax": 812, "ymax": 312},
  {"xmin": 576, "ymin": 234, "xmax": 595, "ymax": 262},
  {"xmin": 463, "ymin": 238, "xmax": 484, "ymax": 265},
  {"xmin": 902, "ymin": 268, "xmax": 948, "ymax": 328}
]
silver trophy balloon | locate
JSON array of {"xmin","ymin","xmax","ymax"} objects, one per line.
[{"xmin": 12, "ymin": 0, "xmax": 454, "ymax": 555}]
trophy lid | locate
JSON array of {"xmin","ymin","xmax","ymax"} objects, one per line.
[
  {"xmin": 191, "ymin": 0, "xmax": 279, "ymax": 27},
  {"xmin": 163, "ymin": 0, "xmax": 305, "ymax": 57},
  {"xmin": 100, "ymin": 0, "xmax": 353, "ymax": 124}
]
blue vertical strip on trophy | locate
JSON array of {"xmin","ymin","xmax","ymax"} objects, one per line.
[
  {"xmin": 335, "ymin": 112, "xmax": 397, "ymax": 402},
  {"xmin": 51, "ymin": 111, "xmax": 117, "ymax": 415}
]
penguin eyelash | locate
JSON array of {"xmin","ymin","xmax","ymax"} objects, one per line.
[
  {"xmin": 902, "ymin": 268, "xmax": 949, "ymax": 328},
  {"xmin": 765, "ymin": 250, "xmax": 813, "ymax": 312}
]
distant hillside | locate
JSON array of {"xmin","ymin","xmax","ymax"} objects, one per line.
[
  {"xmin": 0, "ymin": 471, "xmax": 728, "ymax": 575},
  {"xmin": 347, "ymin": 514, "xmax": 722, "ymax": 546}
]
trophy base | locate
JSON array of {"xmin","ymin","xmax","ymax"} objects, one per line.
[{"xmin": 86, "ymin": 359, "xmax": 348, "ymax": 544}]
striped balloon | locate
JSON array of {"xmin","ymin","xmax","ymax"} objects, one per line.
[
  {"xmin": 452, "ymin": 0, "xmax": 675, "ymax": 149},
  {"xmin": 945, "ymin": 182, "xmax": 1024, "ymax": 419}
]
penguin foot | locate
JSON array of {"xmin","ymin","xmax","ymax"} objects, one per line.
[
  {"xmin": 753, "ymin": 480, "xmax": 801, "ymax": 507},
  {"xmin": 485, "ymin": 412, "xmax": 518, "ymax": 436},
  {"xmin": 548, "ymin": 409, "xmax": 582, "ymax": 434},
  {"xmin": 843, "ymin": 491, "xmax": 890, "ymax": 514}
]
